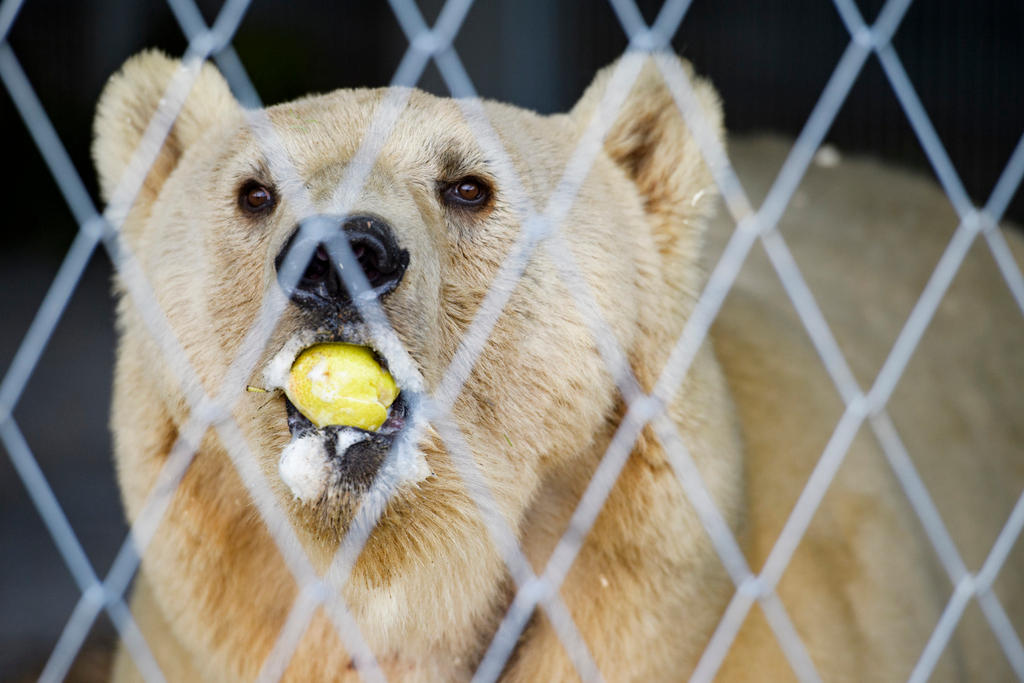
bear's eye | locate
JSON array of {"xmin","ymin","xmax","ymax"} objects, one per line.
[
  {"xmin": 239, "ymin": 181, "xmax": 276, "ymax": 214},
  {"xmin": 442, "ymin": 178, "xmax": 489, "ymax": 208}
]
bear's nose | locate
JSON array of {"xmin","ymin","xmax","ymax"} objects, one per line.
[{"xmin": 274, "ymin": 215, "xmax": 409, "ymax": 311}]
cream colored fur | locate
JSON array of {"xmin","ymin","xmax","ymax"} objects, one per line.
[{"xmin": 93, "ymin": 51, "xmax": 1023, "ymax": 681}]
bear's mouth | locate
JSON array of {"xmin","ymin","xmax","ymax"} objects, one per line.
[
  {"xmin": 282, "ymin": 391, "xmax": 410, "ymax": 495},
  {"xmin": 264, "ymin": 333, "xmax": 429, "ymax": 507},
  {"xmin": 285, "ymin": 389, "xmax": 409, "ymax": 441}
]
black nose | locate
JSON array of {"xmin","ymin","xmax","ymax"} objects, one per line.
[{"xmin": 274, "ymin": 215, "xmax": 409, "ymax": 310}]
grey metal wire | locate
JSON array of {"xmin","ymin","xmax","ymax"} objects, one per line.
[
  {"xmin": 74, "ymin": 0, "xmax": 489, "ymax": 679},
  {"xmin": 130, "ymin": 0, "xmax": 595, "ymax": 679},
  {"xmin": 0, "ymin": 421, "xmax": 163, "ymax": 683},
  {"xmin": 50, "ymin": 4, "xmax": 441, "ymax": 681},
  {"xmin": 0, "ymin": 37, "xmax": 207, "ymax": 683},
  {"xmin": 461, "ymin": 0, "xmax": 824, "ymax": 674},
  {"xmin": 2, "ymin": 0, "xmax": 1023, "ymax": 681},
  {"xmin": 683, "ymin": 0, "xmax": 1024, "ymax": 678},
  {"xmin": 0, "ymin": 2, "xmax": 388, "ymax": 679},
  {"xmin": 0, "ymin": 0, "xmax": 24, "ymax": 43}
]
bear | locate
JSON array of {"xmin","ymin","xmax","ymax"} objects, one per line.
[{"xmin": 92, "ymin": 50, "xmax": 1024, "ymax": 681}]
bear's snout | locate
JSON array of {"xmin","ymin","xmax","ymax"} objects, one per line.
[{"xmin": 274, "ymin": 214, "xmax": 409, "ymax": 312}]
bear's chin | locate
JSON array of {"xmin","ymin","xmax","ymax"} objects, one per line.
[
  {"xmin": 284, "ymin": 396, "xmax": 407, "ymax": 492},
  {"xmin": 276, "ymin": 390, "xmax": 433, "ymax": 536}
]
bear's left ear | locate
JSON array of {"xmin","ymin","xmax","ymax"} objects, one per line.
[
  {"xmin": 571, "ymin": 54, "xmax": 723, "ymax": 275},
  {"xmin": 92, "ymin": 50, "xmax": 240, "ymax": 208}
]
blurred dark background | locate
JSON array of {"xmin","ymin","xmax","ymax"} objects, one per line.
[{"xmin": 2, "ymin": 0, "xmax": 1022, "ymax": 676}]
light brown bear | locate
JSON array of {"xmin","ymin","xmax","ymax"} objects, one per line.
[{"xmin": 93, "ymin": 50, "xmax": 1023, "ymax": 681}]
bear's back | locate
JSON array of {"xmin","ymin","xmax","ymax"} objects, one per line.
[{"xmin": 709, "ymin": 136, "xmax": 1024, "ymax": 681}]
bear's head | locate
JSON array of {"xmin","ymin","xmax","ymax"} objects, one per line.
[{"xmin": 94, "ymin": 50, "xmax": 723, "ymax": 563}]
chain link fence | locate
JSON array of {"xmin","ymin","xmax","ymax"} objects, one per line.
[{"xmin": 2, "ymin": 0, "xmax": 1023, "ymax": 680}]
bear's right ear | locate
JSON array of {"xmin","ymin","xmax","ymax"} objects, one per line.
[
  {"xmin": 570, "ymin": 54, "xmax": 722, "ymax": 288},
  {"xmin": 92, "ymin": 50, "xmax": 239, "ymax": 206}
]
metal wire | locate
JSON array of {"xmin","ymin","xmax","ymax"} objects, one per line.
[{"xmin": 2, "ymin": 0, "xmax": 1023, "ymax": 681}]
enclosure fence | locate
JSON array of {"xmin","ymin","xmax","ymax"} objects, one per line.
[{"xmin": 2, "ymin": 0, "xmax": 1024, "ymax": 680}]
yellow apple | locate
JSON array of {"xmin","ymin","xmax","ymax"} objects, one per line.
[{"xmin": 285, "ymin": 343, "xmax": 398, "ymax": 431}]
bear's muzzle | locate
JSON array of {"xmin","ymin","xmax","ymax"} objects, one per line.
[{"xmin": 274, "ymin": 214, "xmax": 409, "ymax": 314}]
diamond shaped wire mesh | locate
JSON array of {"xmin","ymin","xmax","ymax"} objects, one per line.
[{"xmin": 1, "ymin": 0, "xmax": 1023, "ymax": 681}]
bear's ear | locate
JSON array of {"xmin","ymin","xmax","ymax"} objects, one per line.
[
  {"xmin": 570, "ymin": 54, "xmax": 723, "ymax": 275},
  {"xmin": 92, "ymin": 50, "xmax": 239, "ymax": 206}
]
